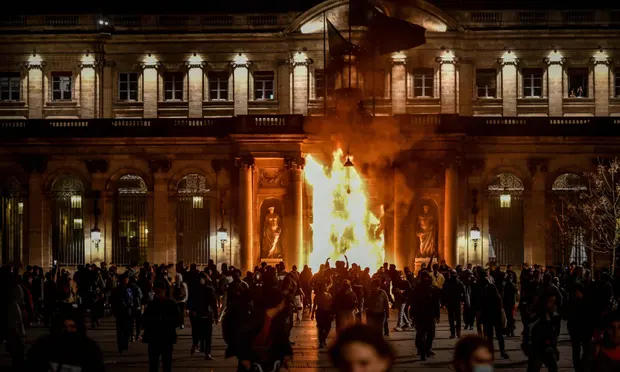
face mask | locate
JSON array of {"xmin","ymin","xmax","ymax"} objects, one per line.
[{"xmin": 472, "ymin": 364, "xmax": 493, "ymax": 372}]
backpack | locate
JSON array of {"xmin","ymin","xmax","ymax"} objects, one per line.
[{"xmin": 173, "ymin": 282, "xmax": 187, "ymax": 301}]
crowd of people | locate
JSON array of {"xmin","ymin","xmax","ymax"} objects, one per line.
[{"xmin": 1, "ymin": 256, "xmax": 619, "ymax": 371}]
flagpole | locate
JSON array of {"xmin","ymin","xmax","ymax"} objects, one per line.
[{"xmin": 323, "ymin": 12, "xmax": 327, "ymax": 117}]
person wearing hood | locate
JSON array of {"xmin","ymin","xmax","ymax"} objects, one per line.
[
  {"xmin": 25, "ymin": 310, "xmax": 104, "ymax": 372},
  {"xmin": 172, "ymin": 272, "xmax": 188, "ymax": 329}
]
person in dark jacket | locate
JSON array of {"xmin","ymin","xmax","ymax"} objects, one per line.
[
  {"xmin": 234, "ymin": 289, "xmax": 293, "ymax": 372},
  {"xmin": 442, "ymin": 270, "xmax": 466, "ymax": 339},
  {"xmin": 112, "ymin": 273, "xmax": 133, "ymax": 354},
  {"xmin": 480, "ymin": 278, "xmax": 509, "ymax": 359},
  {"xmin": 526, "ymin": 295, "xmax": 560, "ymax": 372},
  {"xmin": 411, "ymin": 271, "xmax": 441, "ymax": 361},
  {"xmin": 187, "ymin": 273, "xmax": 219, "ymax": 360},
  {"xmin": 566, "ymin": 283, "xmax": 593, "ymax": 372},
  {"xmin": 461, "ymin": 269, "xmax": 475, "ymax": 331},
  {"xmin": 333, "ymin": 280, "xmax": 358, "ymax": 333},
  {"xmin": 503, "ymin": 271, "xmax": 518, "ymax": 337},
  {"xmin": 143, "ymin": 280, "xmax": 181, "ymax": 372},
  {"xmin": 25, "ymin": 309, "xmax": 104, "ymax": 372}
]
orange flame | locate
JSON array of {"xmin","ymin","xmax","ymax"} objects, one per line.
[{"xmin": 304, "ymin": 149, "xmax": 384, "ymax": 271}]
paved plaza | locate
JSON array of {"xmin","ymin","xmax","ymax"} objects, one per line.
[{"xmin": 1, "ymin": 309, "xmax": 575, "ymax": 371}]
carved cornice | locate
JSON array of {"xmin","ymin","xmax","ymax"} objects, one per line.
[
  {"xmin": 285, "ymin": 157, "xmax": 305, "ymax": 170},
  {"xmin": 527, "ymin": 158, "xmax": 549, "ymax": 177},
  {"xmin": 85, "ymin": 159, "xmax": 109, "ymax": 174},
  {"xmin": 149, "ymin": 159, "xmax": 172, "ymax": 173},
  {"xmin": 20, "ymin": 154, "xmax": 48, "ymax": 173}
]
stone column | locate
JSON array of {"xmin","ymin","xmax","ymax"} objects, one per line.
[
  {"xmin": 437, "ymin": 53, "xmax": 458, "ymax": 114},
  {"xmin": 237, "ymin": 157, "xmax": 254, "ymax": 271},
  {"xmin": 391, "ymin": 55, "xmax": 407, "ymax": 114},
  {"xmin": 592, "ymin": 55, "xmax": 611, "ymax": 116},
  {"xmin": 232, "ymin": 57, "xmax": 251, "ymax": 116},
  {"xmin": 186, "ymin": 57, "xmax": 205, "ymax": 118},
  {"xmin": 287, "ymin": 157, "xmax": 304, "ymax": 269},
  {"xmin": 459, "ymin": 61, "xmax": 473, "ymax": 116},
  {"xmin": 141, "ymin": 61, "xmax": 159, "ymax": 119},
  {"xmin": 150, "ymin": 160, "xmax": 172, "ymax": 264},
  {"xmin": 525, "ymin": 159, "xmax": 548, "ymax": 265},
  {"xmin": 80, "ymin": 59, "xmax": 97, "ymax": 118},
  {"xmin": 85, "ymin": 159, "xmax": 109, "ymax": 263},
  {"xmin": 20, "ymin": 155, "xmax": 47, "ymax": 267},
  {"xmin": 545, "ymin": 54, "xmax": 564, "ymax": 117},
  {"xmin": 26, "ymin": 59, "xmax": 44, "ymax": 119},
  {"xmin": 443, "ymin": 162, "xmax": 458, "ymax": 267},
  {"xmin": 291, "ymin": 55, "xmax": 310, "ymax": 116},
  {"xmin": 102, "ymin": 62, "xmax": 114, "ymax": 119},
  {"xmin": 499, "ymin": 53, "xmax": 519, "ymax": 116}
]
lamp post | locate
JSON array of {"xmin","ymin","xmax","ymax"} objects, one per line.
[
  {"xmin": 91, "ymin": 190, "xmax": 101, "ymax": 250},
  {"xmin": 217, "ymin": 224, "xmax": 228, "ymax": 251},
  {"xmin": 470, "ymin": 189, "xmax": 480, "ymax": 264}
]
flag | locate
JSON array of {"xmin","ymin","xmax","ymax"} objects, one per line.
[
  {"xmin": 326, "ymin": 19, "xmax": 359, "ymax": 59},
  {"xmin": 366, "ymin": 10, "xmax": 426, "ymax": 55}
]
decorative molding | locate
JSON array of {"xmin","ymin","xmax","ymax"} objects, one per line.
[
  {"xmin": 141, "ymin": 61, "xmax": 161, "ymax": 69},
  {"xmin": 590, "ymin": 56, "xmax": 611, "ymax": 66},
  {"xmin": 25, "ymin": 61, "xmax": 45, "ymax": 70},
  {"xmin": 186, "ymin": 60, "xmax": 206, "ymax": 69},
  {"xmin": 285, "ymin": 157, "xmax": 305, "ymax": 170},
  {"xmin": 289, "ymin": 58, "xmax": 313, "ymax": 68},
  {"xmin": 259, "ymin": 168, "xmax": 285, "ymax": 187},
  {"xmin": 527, "ymin": 158, "xmax": 549, "ymax": 177},
  {"xmin": 85, "ymin": 159, "xmax": 109, "ymax": 174},
  {"xmin": 231, "ymin": 60, "xmax": 252, "ymax": 69},
  {"xmin": 79, "ymin": 60, "xmax": 98, "ymax": 69},
  {"xmin": 149, "ymin": 159, "xmax": 172, "ymax": 173},
  {"xmin": 20, "ymin": 154, "xmax": 48, "ymax": 173},
  {"xmin": 498, "ymin": 57, "xmax": 519, "ymax": 66},
  {"xmin": 235, "ymin": 156, "xmax": 255, "ymax": 169}
]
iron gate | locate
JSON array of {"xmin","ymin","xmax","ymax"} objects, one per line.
[
  {"xmin": 113, "ymin": 175, "xmax": 148, "ymax": 265},
  {"xmin": 176, "ymin": 174, "xmax": 210, "ymax": 264},
  {"xmin": 551, "ymin": 173, "xmax": 587, "ymax": 265},
  {"xmin": 51, "ymin": 175, "xmax": 85, "ymax": 265},
  {"xmin": 488, "ymin": 173, "xmax": 525, "ymax": 265},
  {"xmin": 1, "ymin": 177, "xmax": 23, "ymax": 264}
]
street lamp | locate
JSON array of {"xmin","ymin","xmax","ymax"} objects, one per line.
[
  {"xmin": 470, "ymin": 224, "xmax": 481, "ymax": 250},
  {"xmin": 217, "ymin": 224, "xmax": 228, "ymax": 251},
  {"xmin": 91, "ymin": 190, "xmax": 101, "ymax": 250},
  {"xmin": 91, "ymin": 226, "xmax": 101, "ymax": 249}
]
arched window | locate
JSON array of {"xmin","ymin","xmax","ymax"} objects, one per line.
[
  {"xmin": 551, "ymin": 173, "xmax": 587, "ymax": 264},
  {"xmin": 176, "ymin": 174, "xmax": 210, "ymax": 264},
  {"xmin": 487, "ymin": 173, "xmax": 524, "ymax": 265},
  {"xmin": 51, "ymin": 175, "xmax": 85, "ymax": 265},
  {"xmin": 113, "ymin": 174, "xmax": 148, "ymax": 265},
  {"xmin": 1, "ymin": 177, "xmax": 23, "ymax": 264}
]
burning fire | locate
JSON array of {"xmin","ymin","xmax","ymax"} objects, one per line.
[{"xmin": 304, "ymin": 149, "xmax": 385, "ymax": 271}]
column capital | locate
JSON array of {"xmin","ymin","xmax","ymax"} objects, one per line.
[
  {"xmin": 79, "ymin": 58, "xmax": 98, "ymax": 69},
  {"xmin": 148, "ymin": 159, "xmax": 172, "ymax": 173},
  {"xmin": 25, "ymin": 61, "xmax": 45, "ymax": 70},
  {"xmin": 591, "ymin": 56, "xmax": 611, "ymax": 66},
  {"xmin": 436, "ymin": 50, "xmax": 457, "ymax": 65},
  {"xmin": 235, "ymin": 156, "xmax": 255, "ymax": 169},
  {"xmin": 441, "ymin": 155, "xmax": 461, "ymax": 169},
  {"xmin": 85, "ymin": 159, "xmax": 109, "ymax": 174},
  {"xmin": 498, "ymin": 57, "xmax": 519, "ymax": 66},
  {"xmin": 544, "ymin": 51, "xmax": 565, "ymax": 65},
  {"xmin": 289, "ymin": 52, "xmax": 313, "ymax": 67},
  {"xmin": 285, "ymin": 157, "xmax": 305, "ymax": 170},
  {"xmin": 231, "ymin": 53, "xmax": 252, "ymax": 69},
  {"xmin": 20, "ymin": 154, "xmax": 48, "ymax": 173},
  {"xmin": 391, "ymin": 52, "xmax": 407, "ymax": 66},
  {"xmin": 527, "ymin": 158, "xmax": 549, "ymax": 177}
]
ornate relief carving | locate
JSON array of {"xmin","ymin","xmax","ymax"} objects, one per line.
[{"xmin": 259, "ymin": 168, "xmax": 285, "ymax": 187}]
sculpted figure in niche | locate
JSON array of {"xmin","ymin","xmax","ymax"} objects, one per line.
[
  {"xmin": 262, "ymin": 206, "xmax": 283, "ymax": 258},
  {"xmin": 416, "ymin": 204, "xmax": 437, "ymax": 258}
]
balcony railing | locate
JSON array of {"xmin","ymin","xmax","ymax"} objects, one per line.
[{"xmin": 0, "ymin": 115, "xmax": 304, "ymax": 139}]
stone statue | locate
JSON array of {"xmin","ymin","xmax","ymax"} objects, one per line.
[
  {"xmin": 262, "ymin": 206, "xmax": 283, "ymax": 258},
  {"xmin": 416, "ymin": 205, "xmax": 436, "ymax": 258}
]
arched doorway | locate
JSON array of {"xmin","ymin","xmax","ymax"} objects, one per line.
[
  {"xmin": 488, "ymin": 173, "xmax": 524, "ymax": 265},
  {"xmin": 113, "ymin": 174, "xmax": 148, "ymax": 265},
  {"xmin": 51, "ymin": 175, "xmax": 85, "ymax": 265},
  {"xmin": 176, "ymin": 174, "xmax": 210, "ymax": 264},
  {"xmin": 0, "ymin": 177, "xmax": 23, "ymax": 264},
  {"xmin": 551, "ymin": 173, "xmax": 587, "ymax": 264}
]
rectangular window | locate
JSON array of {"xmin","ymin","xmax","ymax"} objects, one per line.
[
  {"xmin": 52, "ymin": 72, "xmax": 72, "ymax": 100},
  {"xmin": 522, "ymin": 68, "xmax": 543, "ymax": 98},
  {"xmin": 208, "ymin": 71, "xmax": 229, "ymax": 101},
  {"xmin": 254, "ymin": 71, "xmax": 275, "ymax": 100},
  {"xmin": 413, "ymin": 68, "xmax": 434, "ymax": 97},
  {"xmin": 615, "ymin": 69, "xmax": 620, "ymax": 97},
  {"xmin": 567, "ymin": 68, "xmax": 589, "ymax": 98},
  {"xmin": 315, "ymin": 69, "xmax": 334, "ymax": 99},
  {"xmin": 364, "ymin": 70, "xmax": 386, "ymax": 98},
  {"xmin": 0, "ymin": 72, "xmax": 20, "ymax": 101},
  {"xmin": 118, "ymin": 72, "xmax": 138, "ymax": 101},
  {"xmin": 164, "ymin": 72, "xmax": 184, "ymax": 101},
  {"xmin": 476, "ymin": 69, "xmax": 496, "ymax": 98}
]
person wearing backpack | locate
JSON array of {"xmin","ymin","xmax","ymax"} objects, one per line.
[{"xmin": 172, "ymin": 273, "xmax": 188, "ymax": 329}]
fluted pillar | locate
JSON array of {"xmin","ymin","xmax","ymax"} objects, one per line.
[
  {"xmin": 186, "ymin": 56, "xmax": 205, "ymax": 118},
  {"xmin": 80, "ymin": 57, "xmax": 97, "ymax": 118},
  {"xmin": 232, "ymin": 55, "xmax": 251, "ymax": 116},
  {"xmin": 291, "ymin": 54, "xmax": 310, "ymax": 116},
  {"xmin": 545, "ymin": 51, "xmax": 565, "ymax": 117},
  {"xmin": 141, "ymin": 57, "xmax": 160, "ymax": 119},
  {"xmin": 437, "ymin": 51, "xmax": 458, "ymax": 114},
  {"xmin": 443, "ymin": 162, "xmax": 458, "ymax": 267},
  {"xmin": 287, "ymin": 157, "xmax": 304, "ymax": 269},
  {"xmin": 592, "ymin": 52, "xmax": 611, "ymax": 116},
  {"xmin": 391, "ymin": 53, "xmax": 407, "ymax": 114},
  {"xmin": 20, "ymin": 155, "xmax": 47, "ymax": 267},
  {"xmin": 499, "ymin": 52, "xmax": 518, "ymax": 116},
  {"xmin": 238, "ymin": 157, "xmax": 254, "ymax": 271},
  {"xmin": 26, "ymin": 56, "xmax": 44, "ymax": 119},
  {"xmin": 150, "ymin": 160, "xmax": 172, "ymax": 264}
]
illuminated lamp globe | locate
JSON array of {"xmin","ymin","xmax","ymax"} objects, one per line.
[
  {"xmin": 217, "ymin": 225, "xmax": 228, "ymax": 242},
  {"xmin": 470, "ymin": 225, "xmax": 481, "ymax": 241},
  {"xmin": 91, "ymin": 226, "xmax": 101, "ymax": 242}
]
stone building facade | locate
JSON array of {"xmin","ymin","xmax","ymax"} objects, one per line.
[{"xmin": 1, "ymin": 0, "xmax": 620, "ymax": 271}]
